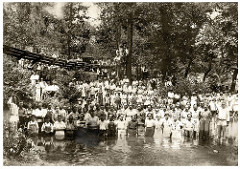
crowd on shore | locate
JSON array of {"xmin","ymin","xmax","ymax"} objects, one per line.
[{"xmin": 6, "ymin": 75, "xmax": 238, "ymax": 148}]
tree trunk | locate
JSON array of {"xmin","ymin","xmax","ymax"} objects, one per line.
[
  {"xmin": 184, "ymin": 58, "xmax": 192, "ymax": 78},
  {"xmin": 136, "ymin": 65, "xmax": 139, "ymax": 80},
  {"xmin": 162, "ymin": 70, "xmax": 167, "ymax": 83},
  {"xmin": 230, "ymin": 68, "xmax": 238, "ymax": 92},
  {"xmin": 67, "ymin": 35, "xmax": 71, "ymax": 59},
  {"xmin": 126, "ymin": 10, "xmax": 133, "ymax": 83},
  {"xmin": 67, "ymin": 3, "xmax": 73, "ymax": 59},
  {"xmin": 116, "ymin": 24, "xmax": 121, "ymax": 48},
  {"xmin": 203, "ymin": 61, "xmax": 212, "ymax": 82}
]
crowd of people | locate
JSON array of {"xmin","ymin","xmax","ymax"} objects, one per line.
[{"xmin": 6, "ymin": 75, "xmax": 238, "ymax": 148}]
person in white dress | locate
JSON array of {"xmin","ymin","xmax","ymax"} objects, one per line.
[
  {"xmin": 30, "ymin": 72, "xmax": 39, "ymax": 86},
  {"xmin": 7, "ymin": 97, "xmax": 19, "ymax": 138},
  {"xmin": 35, "ymin": 82, "xmax": 41, "ymax": 101}
]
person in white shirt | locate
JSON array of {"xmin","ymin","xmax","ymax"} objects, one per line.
[
  {"xmin": 229, "ymin": 93, "xmax": 238, "ymax": 145},
  {"xmin": 53, "ymin": 115, "xmax": 66, "ymax": 140},
  {"xmin": 190, "ymin": 92, "xmax": 198, "ymax": 108},
  {"xmin": 30, "ymin": 72, "xmax": 39, "ymax": 86},
  {"xmin": 171, "ymin": 117, "xmax": 183, "ymax": 145},
  {"xmin": 125, "ymin": 105, "xmax": 137, "ymax": 123},
  {"xmin": 32, "ymin": 105, "xmax": 45, "ymax": 133},
  {"xmin": 190, "ymin": 104, "xmax": 200, "ymax": 139},
  {"xmin": 41, "ymin": 116, "xmax": 54, "ymax": 135},
  {"xmin": 7, "ymin": 96, "xmax": 19, "ymax": 138},
  {"xmin": 27, "ymin": 115, "xmax": 39, "ymax": 135},
  {"xmin": 209, "ymin": 98, "xmax": 218, "ymax": 138},
  {"xmin": 39, "ymin": 78, "xmax": 47, "ymax": 100},
  {"xmin": 99, "ymin": 116, "xmax": 108, "ymax": 138},
  {"xmin": 35, "ymin": 82, "xmax": 41, "ymax": 101},
  {"xmin": 115, "ymin": 115, "xmax": 127, "ymax": 139},
  {"xmin": 168, "ymin": 90, "xmax": 174, "ymax": 99},
  {"xmin": 161, "ymin": 113, "xmax": 172, "ymax": 138},
  {"xmin": 145, "ymin": 113, "xmax": 155, "ymax": 137},
  {"xmin": 216, "ymin": 102, "xmax": 230, "ymax": 144},
  {"xmin": 154, "ymin": 115, "xmax": 162, "ymax": 139},
  {"xmin": 145, "ymin": 105, "xmax": 154, "ymax": 117},
  {"xmin": 183, "ymin": 114, "xmax": 195, "ymax": 139},
  {"xmin": 59, "ymin": 107, "xmax": 67, "ymax": 122},
  {"xmin": 181, "ymin": 106, "xmax": 190, "ymax": 121}
]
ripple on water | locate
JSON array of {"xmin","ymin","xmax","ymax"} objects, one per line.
[{"xmin": 4, "ymin": 133, "xmax": 238, "ymax": 166}]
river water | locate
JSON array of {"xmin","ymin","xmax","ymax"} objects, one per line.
[
  {"xmin": 3, "ymin": 110, "xmax": 238, "ymax": 166},
  {"xmin": 3, "ymin": 131, "xmax": 238, "ymax": 166}
]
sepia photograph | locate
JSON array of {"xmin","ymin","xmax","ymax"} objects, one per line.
[{"xmin": 2, "ymin": 1, "xmax": 238, "ymax": 166}]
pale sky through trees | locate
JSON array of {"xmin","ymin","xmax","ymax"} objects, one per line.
[{"xmin": 45, "ymin": 2, "xmax": 101, "ymax": 27}]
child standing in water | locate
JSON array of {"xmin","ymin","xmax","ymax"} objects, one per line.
[
  {"xmin": 27, "ymin": 115, "xmax": 39, "ymax": 135},
  {"xmin": 183, "ymin": 114, "xmax": 194, "ymax": 140},
  {"xmin": 41, "ymin": 116, "xmax": 54, "ymax": 135},
  {"xmin": 171, "ymin": 116, "xmax": 183, "ymax": 147}
]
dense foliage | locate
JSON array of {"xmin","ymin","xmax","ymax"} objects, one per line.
[{"xmin": 3, "ymin": 2, "xmax": 238, "ymax": 106}]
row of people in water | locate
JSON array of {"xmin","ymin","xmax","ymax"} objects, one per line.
[{"xmin": 26, "ymin": 111, "xmax": 207, "ymax": 142}]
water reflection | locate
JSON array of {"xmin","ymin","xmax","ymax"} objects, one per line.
[{"xmin": 9, "ymin": 129, "xmax": 237, "ymax": 166}]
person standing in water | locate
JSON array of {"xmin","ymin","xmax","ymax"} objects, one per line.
[
  {"xmin": 127, "ymin": 115, "xmax": 138, "ymax": 137},
  {"xmin": 145, "ymin": 113, "xmax": 155, "ymax": 137},
  {"xmin": 53, "ymin": 115, "xmax": 66, "ymax": 140},
  {"xmin": 27, "ymin": 115, "xmax": 39, "ymax": 136},
  {"xmin": 216, "ymin": 102, "xmax": 230, "ymax": 145},
  {"xmin": 161, "ymin": 113, "xmax": 173, "ymax": 137},
  {"xmin": 183, "ymin": 114, "xmax": 195, "ymax": 140},
  {"xmin": 116, "ymin": 115, "xmax": 127, "ymax": 139},
  {"xmin": 41, "ymin": 116, "xmax": 54, "ymax": 135},
  {"xmin": 199, "ymin": 104, "xmax": 211, "ymax": 142}
]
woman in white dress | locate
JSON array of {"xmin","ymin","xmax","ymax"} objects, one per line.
[
  {"xmin": 35, "ymin": 82, "xmax": 41, "ymax": 101},
  {"xmin": 7, "ymin": 97, "xmax": 19, "ymax": 138},
  {"xmin": 154, "ymin": 115, "xmax": 162, "ymax": 140}
]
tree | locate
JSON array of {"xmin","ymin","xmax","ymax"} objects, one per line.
[
  {"xmin": 3, "ymin": 54, "xmax": 33, "ymax": 108},
  {"xmin": 195, "ymin": 2, "xmax": 238, "ymax": 91}
]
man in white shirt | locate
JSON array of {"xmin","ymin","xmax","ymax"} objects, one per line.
[
  {"xmin": 115, "ymin": 115, "xmax": 127, "ymax": 139},
  {"xmin": 216, "ymin": 102, "xmax": 230, "ymax": 144},
  {"xmin": 32, "ymin": 105, "xmax": 45, "ymax": 133},
  {"xmin": 209, "ymin": 98, "xmax": 218, "ymax": 138},
  {"xmin": 125, "ymin": 105, "xmax": 137, "ymax": 123},
  {"xmin": 145, "ymin": 105, "xmax": 154, "ymax": 117}
]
